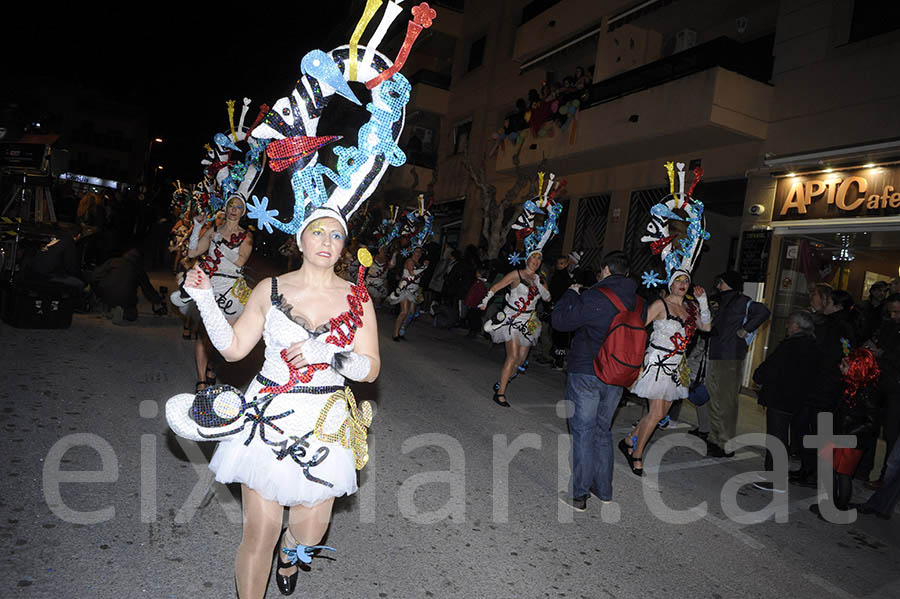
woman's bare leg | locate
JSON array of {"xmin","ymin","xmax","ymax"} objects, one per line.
[
  {"xmin": 235, "ymin": 485, "xmax": 284, "ymax": 598},
  {"xmin": 629, "ymin": 399, "xmax": 672, "ymax": 465}
]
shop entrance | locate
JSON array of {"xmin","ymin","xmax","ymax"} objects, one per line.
[{"xmin": 769, "ymin": 225, "xmax": 900, "ymax": 348}]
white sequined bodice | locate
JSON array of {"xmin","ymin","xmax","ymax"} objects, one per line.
[{"xmin": 259, "ymin": 306, "xmax": 348, "ymax": 387}]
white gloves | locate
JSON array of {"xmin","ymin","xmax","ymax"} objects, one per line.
[
  {"xmin": 188, "ymin": 218, "xmax": 204, "ymax": 250},
  {"xmin": 302, "ymin": 337, "xmax": 371, "ymax": 381},
  {"xmin": 697, "ymin": 294, "xmax": 712, "ymax": 325},
  {"xmin": 185, "ymin": 286, "xmax": 234, "ymax": 351},
  {"xmin": 477, "ymin": 290, "xmax": 495, "ymax": 310}
]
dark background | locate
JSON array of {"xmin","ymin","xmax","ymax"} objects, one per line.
[{"xmin": 3, "ymin": 2, "xmax": 377, "ymax": 181}]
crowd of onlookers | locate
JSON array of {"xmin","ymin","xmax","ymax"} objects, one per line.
[
  {"xmin": 502, "ymin": 65, "xmax": 594, "ymax": 138},
  {"xmin": 371, "ymin": 238, "xmax": 900, "ymax": 518}
]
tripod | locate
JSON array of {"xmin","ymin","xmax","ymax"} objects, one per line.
[{"xmin": 2, "ymin": 172, "xmax": 57, "ymax": 223}]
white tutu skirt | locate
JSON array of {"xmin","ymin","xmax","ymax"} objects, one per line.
[
  {"xmin": 630, "ymin": 348, "xmax": 689, "ymax": 402},
  {"xmin": 208, "ymin": 378, "xmax": 359, "ymax": 507},
  {"xmin": 484, "ymin": 310, "xmax": 541, "ymax": 347},
  {"xmin": 388, "ymin": 286, "xmax": 419, "ymax": 305}
]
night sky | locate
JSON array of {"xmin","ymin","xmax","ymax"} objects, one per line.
[{"xmin": 5, "ymin": 1, "xmax": 381, "ymax": 182}]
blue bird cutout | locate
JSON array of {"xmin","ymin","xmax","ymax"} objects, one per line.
[
  {"xmin": 214, "ymin": 133, "xmax": 240, "ymax": 152},
  {"xmin": 301, "ymin": 50, "xmax": 361, "ymax": 106}
]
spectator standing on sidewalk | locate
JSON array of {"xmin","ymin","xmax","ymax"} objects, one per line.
[
  {"xmin": 751, "ymin": 310, "xmax": 822, "ymax": 493},
  {"xmin": 863, "ymin": 293, "xmax": 900, "ymax": 488},
  {"xmin": 553, "ymin": 251, "xmax": 642, "ymax": 511},
  {"xmin": 792, "ymin": 287, "xmax": 858, "ymax": 486},
  {"xmin": 706, "ymin": 270, "xmax": 770, "ymax": 457}
]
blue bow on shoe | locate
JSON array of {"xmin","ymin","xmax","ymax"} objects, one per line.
[{"xmin": 282, "ymin": 544, "xmax": 336, "ymax": 565}]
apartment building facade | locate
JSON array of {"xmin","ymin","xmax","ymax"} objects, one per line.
[{"xmin": 381, "ymin": 0, "xmax": 900, "ymax": 371}]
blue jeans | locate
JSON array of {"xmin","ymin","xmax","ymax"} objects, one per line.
[{"xmin": 567, "ymin": 372, "xmax": 623, "ymax": 500}]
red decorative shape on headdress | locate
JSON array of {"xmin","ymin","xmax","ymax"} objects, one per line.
[
  {"xmin": 515, "ymin": 228, "xmax": 534, "ymax": 240},
  {"xmin": 687, "ymin": 167, "xmax": 704, "ymax": 198},
  {"xmin": 651, "ymin": 235, "xmax": 675, "ymax": 255},
  {"xmin": 365, "ymin": 3, "xmax": 437, "ymax": 90},
  {"xmin": 266, "ymin": 135, "xmax": 343, "ymax": 172},
  {"xmin": 247, "ymin": 104, "xmax": 270, "ymax": 137},
  {"xmin": 411, "ymin": 2, "xmax": 437, "ymax": 27}
]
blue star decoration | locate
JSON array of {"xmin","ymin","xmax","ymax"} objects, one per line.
[
  {"xmin": 401, "ymin": 248, "xmax": 412, "ymax": 257},
  {"xmin": 641, "ymin": 270, "xmax": 666, "ymax": 288},
  {"xmin": 247, "ymin": 196, "xmax": 280, "ymax": 234},
  {"xmin": 508, "ymin": 252, "xmax": 523, "ymax": 265}
]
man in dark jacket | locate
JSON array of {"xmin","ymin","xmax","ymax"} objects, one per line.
[
  {"xmin": 752, "ymin": 311, "xmax": 822, "ymax": 492},
  {"xmin": 865, "ymin": 294, "xmax": 900, "ymax": 487},
  {"xmin": 549, "ymin": 252, "xmax": 579, "ymax": 370},
  {"xmin": 706, "ymin": 270, "xmax": 771, "ymax": 457},
  {"xmin": 552, "ymin": 251, "xmax": 642, "ymax": 511},
  {"xmin": 791, "ymin": 287, "xmax": 858, "ymax": 486}
]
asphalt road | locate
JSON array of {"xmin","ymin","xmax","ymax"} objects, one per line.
[{"xmin": 1, "ymin": 289, "xmax": 898, "ymax": 598}]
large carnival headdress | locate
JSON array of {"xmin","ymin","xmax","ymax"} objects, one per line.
[
  {"xmin": 508, "ymin": 172, "xmax": 566, "ymax": 265},
  {"xmin": 398, "ymin": 194, "xmax": 433, "ymax": 255},
  {"xmin": 194, "ymin": 98, "xmax": 270, "ymax": 220},
  {"xmin": 246, "ymin": 0, "xmax": 437, "ymax": 238},
  {"xmin": 640, "ymin": 161, "xmax": 710, "ymax": 288}
]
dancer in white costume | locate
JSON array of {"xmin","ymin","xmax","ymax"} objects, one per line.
[
  {"xmin": 479, "ymin": 172, "xmax": 565, "ymax": 407},
  {"xmin": 619, "ymin": 161, "xmax": 713, "ymax": 477},
  {"xmin": 182, "ymin": 195, "xmax": 253, "ymax": 390},
  {"xmin": 387, "ymin": 198, "xmax": 433, "ymax": 341},
  {"xmin": 365, "ymin": 244, "xmax": 393, "ymax": 305},
  {"xmin": 481, "ymin": 252, "xmax": 550, "ymax": 406},
  {"xmin": 166, "ymin": 2, "xmax": 437, "ymax": 595}
]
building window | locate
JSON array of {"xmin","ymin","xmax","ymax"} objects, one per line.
[
  {"xmin": 452, "ymin": 120, "xmax": 472, "ymax": 155},
  {"xmin": 467, "ymin": 36, "xmax": 486, "ymax": 72},
  {"xmin": 849, "ymin": 2, "xmax": 900, "ymax": 43}
]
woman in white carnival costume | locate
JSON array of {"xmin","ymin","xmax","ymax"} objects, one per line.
[
  {"xmin": 620, "ymin": 161, "xmax": 713, "ymax": 476},
  {"xmin": 388, "ymin": 197, "xmax": 433, "ymax": 341},
  {"xmin": 183, "ymin": 195, "xmax": 254, "ymax": 390},
  {"xmin": 366, "ymin": 242, "xmax": 393, "ymax": 305},
  {"xmin": 166, "ymin": 3, "xmax": 436, "ymax": 597},
  {"xmin": 479, "ymin": 173, "xmax": 564, "ymax": 407},
  {"xmin": 171, "ymin": 97, "xmax": 270, "ymax": 389}
]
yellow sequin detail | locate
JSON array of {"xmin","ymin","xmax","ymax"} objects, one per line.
[
  {"xmin": 231, "ymin": 278, "xmax": 252, "ymax": 305},
  {"xmin": 358, "ymin": 247, "xmax": 373, "ymax": 268},
  {"xmin": 678, "ymin": 356, "xmax": 691, "ymax": 388},
  {"xmin": 314, "ymin": 388, "xmax": 374, "ymax": 470}
]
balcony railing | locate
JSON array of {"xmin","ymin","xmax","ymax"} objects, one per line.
[
  {"xmin": 584, "ymin": 35, "xmax": 774, "ymax": 109},
  {"xmin": 409, "ymin": 69, "xmax": 452, "ymax": 90}
]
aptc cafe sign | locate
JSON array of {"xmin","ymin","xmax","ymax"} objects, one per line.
[{"xmin": 774, "ymin": 165, "xmax": 900, "ymax": 221}]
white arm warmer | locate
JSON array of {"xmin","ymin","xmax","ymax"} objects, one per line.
[
  {"xmin": 697, "ymin": 294, "xmax": 712, "ymax": 325},
  {"xmin": 185, "ymin": 286, "xmax": 234, "ymax": 351},
  {"xmin": 477, "ymin": 290, "xmax": 495, "ymax": 310},
  {"xmin": 535, "ymin": 279, "xmax": 551, "ymax": 301},
  {"xmin": 302, "ymin": 337, "xmax": 371, "ymax": 381},
  {"xmin": 333, "ymin": 351, "xmax": 372, "ymax": 382},
  {"xmin": 188, "ymin": 223, "xmax": 202, "ymax": 250},
  {"xmin": 300, "ymin": 337, "xmax": 340, "ymax": 365}
]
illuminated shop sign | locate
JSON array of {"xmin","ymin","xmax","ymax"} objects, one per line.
[{"xmin": 774, "ymin": 166, "xmax": 900, "ymax": 220}]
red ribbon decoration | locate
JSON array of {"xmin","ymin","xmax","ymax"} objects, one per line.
[
  {"xmin": 365, "ymin": 3, "xmax": 437, "ymax": 90},
  {"xmin": 651, "ymin": 235, "xmax": 675, "ymax": 255},
  {"xmin": 266, "ymin": 135, "xmax": 343, "ymax": 172},
  {"xmin": 687, "ymin": 167, "xmax": 704, "ymax": 198}
]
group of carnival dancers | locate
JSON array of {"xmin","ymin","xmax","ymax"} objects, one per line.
[
  {"xmin": 159, "ymin": 1, "xmax": 869, "ymax": 595},
  {"xmin": 164, "ymin": 1, "xmax": 439, "ymax": 597}
]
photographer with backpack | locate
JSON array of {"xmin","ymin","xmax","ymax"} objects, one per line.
[{"xmin": 552, "ymin": 251, "xmax": 646, "ymax": 511}]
